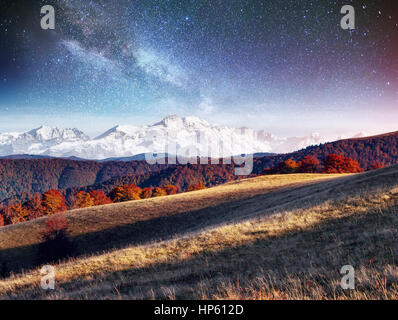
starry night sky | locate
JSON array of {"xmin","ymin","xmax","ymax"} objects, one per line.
[{"xmin": 0, "ymin": 0, "xmax": 397, "ymax": 137}]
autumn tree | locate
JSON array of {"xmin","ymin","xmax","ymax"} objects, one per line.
[
  {"xmin": 323, "ymin": 154, "xmax": 363, "ymax": 173},
  {"xmin": 162, "ymin": 185, "xmax": 179, "ymax": 195},
  {"xmin": 24, "ymin": 193, "xmax": 44, "ymax": 219},
  {"xmin": 0, "ymin": 205, "xmax": 5, "ymax": 227},
  {"xmin": 42, "ymin": 215, "xmax": 70, "ymax": 241},
  {"xmin": 0, "ymin": 204, "xmax": 7, "ymax": 226},
  {"xmin": 89, "ymin": 190, "xmax": 112, "ymax": 206},
  {"xmin": 41, "ymin": 190, "xmax": 67, "ymax": 215},
  {"xmin": 152, "ymin": 187, "xmax": 167, "ymax": 197},
  {"xmin": 298, "ymin": 155, "xmax": 320, "ymax": 173},
  {"xmin": 39, "ymin": 215, "xmax": 74, "ymax": 263},
  {"xmin": 369, "ymin": 162, "xmax": 383, "ymax": 171},
  {"xmin": 140, "ymin": 187, "xmax": 153, "ymax": 199},
  {"xmin": 187, "ymin": 182, "xmax": 206, "ymax": 192},
  {"xmin": 109, "ymin": 185, "xmax": 142, "ymax": 202},
  {"xmin": 277, "ymin": 158, "xmax": 299, "ymax": 174},
  {"xmin": 72, "ymin": 191, "xmax": 95, "ymax": 209},
  {"xmin": 5, "ymin": 202, "xmax": 30, "ymax": 224}
]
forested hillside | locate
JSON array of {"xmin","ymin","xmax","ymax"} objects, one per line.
[
  {"xmin": 63, "ymin": 164, "xmax": 242, "ymax": 201},
  {"xmin": 0, "ymin": 159, "xmax": 167, "ymax": 201},
  {"xmin": 252, "ymin": 131, "xmax": 398, "ymax": 173}
]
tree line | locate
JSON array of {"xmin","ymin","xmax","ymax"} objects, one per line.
[
  {"xmin": 0, "ymin": 182, "xmax": 207, "ymax": 227},
  {"xmin": 263, "ymin": 154, "xmax": 373, "ymax": 174},
  {"xmin": 0, "ymin": 153, "xmax": 385, "ymax": 227}
]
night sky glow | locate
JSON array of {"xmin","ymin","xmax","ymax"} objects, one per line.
[{"xmin": 0, "ymin": 0, "xmax": 397, "ymax": 138}]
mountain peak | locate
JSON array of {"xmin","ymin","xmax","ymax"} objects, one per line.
[
  {"xmin": 153, "ymin": 115, "xmax": 210, "ymax": 129},
  {"xmin": 28, "ymin": 125, "xmax": 55, "ymax": 134},
  {"xmin": 94, "ymin": 124, "xmax": 140, "ymax": 140},
  {"xmin": 27, "ymin": 126, "xmax": 89, "ymax": 141},
  {"xmin": 182, "ymin": 116, "xmax": 210, "ymax": 127},
  {"xmin": 153, "ymin": 115, "xmax": 183, "ymax": 127}
]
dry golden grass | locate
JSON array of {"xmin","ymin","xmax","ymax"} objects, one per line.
[
  {"xmin": 1, "ymin": 173, "xmax": 343, "ymax": 245},
  {"xmin": 1, "ymin": 166, "xmax": 398, "ymax": 299},
  {"xmin": 0, "ymin": 173, "xmax": 344, "ymax": 271}
]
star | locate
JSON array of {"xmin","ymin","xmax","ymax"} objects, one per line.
[{"xmin": 0, "ymin": 0, "xmax": 396, "ymax": 136}]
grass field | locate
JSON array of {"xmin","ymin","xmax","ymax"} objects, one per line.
[{"xmin": 1, "ymin": 167, "xmax": 398, "ymax": 299}]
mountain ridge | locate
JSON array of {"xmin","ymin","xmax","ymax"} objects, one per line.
[{"xmin": 0, "ymin": 115, "xmax": 328, "ymax": 158}]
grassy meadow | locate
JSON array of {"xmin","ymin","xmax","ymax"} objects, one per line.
[{"xmin": 1, "ymin": 167, "xmax": 398, "ymax": 299}]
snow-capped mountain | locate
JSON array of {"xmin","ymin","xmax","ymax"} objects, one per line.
[
  {"xmin": 0, "ymin": 126, "xmax": 89, "ymax": 156},
  {"xmin": 0, "ymin": 116, "xmax": 328, "ymax": 159}
]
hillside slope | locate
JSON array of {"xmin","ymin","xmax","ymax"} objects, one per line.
[
  {"xmin": 253, "ymin": 131, "xmax": 398, "ymax": 172},
  {"xmin": 1, "ymin": 167, "xmax": 398, "ymax": 299},
  {"xmin": 0, "ymin": 158, "xmax": 168, "ymax": 201},
  {"xmin": 0, "ymin": 174, "xmax": 343, "ymax": 273}
]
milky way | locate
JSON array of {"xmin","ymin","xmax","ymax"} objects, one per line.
[{"xmin": 0, "ymin": 0, "xmax": 397, "ymax": 136}]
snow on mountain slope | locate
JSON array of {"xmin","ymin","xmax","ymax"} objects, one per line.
[
  {"xmin": 0, "ymin": 116, "xmax": 328, "ymax": 159},
  {"xmin": 0, "ymin": 126, "xmax": 89, "ymax": 156}
]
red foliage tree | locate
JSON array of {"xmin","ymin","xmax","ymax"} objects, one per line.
[
  {"xmin": 42, "ymin": 215, "xmax": 70, "ymax": 240},
  {"xmin": 39, "ymin": 215, "xmax": 74, "ymax": 262},
  {"xmin": 298, "ymin": 155, "xmax": 320, "ymax": 173},
  {"xmin": 24, "ymin": 193, "xmax": 45, "ymax": 220},
  {"xmin": 0, "ymin": 206, "xmax": 5, "ymax": 227},
  {"xmin": 369, "ymin": 162, "xmax": 383, "ymax": 171},
  {"xmin": 41, "ymin": 190, "xmax": 67, "ymax": 215},
  {"xmin": 323, "ymin": 154, "xmax": 363, "ymax": 173}
]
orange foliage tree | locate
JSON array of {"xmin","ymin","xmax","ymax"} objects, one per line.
[
  {"xmin": 41, "ymin": 190, "xmax": 67, "ymax": 215},
  {"xmin": 140, "ymin": 187, "xmax": 153, "ymax": 199},
  {"xmin": 5, "ymin": 202, "xmax": 30, "ymax": 224},
  {"xmin": 277, "ymin": 158, "xmax": 299, "ymax": 174},
  {"xmin": 73, "ymin": 191, "xmax": 95, "ymax": 208},
  {"xmin": 109, "ymin": 185, "xmax": 142, "ymax": 202},
  {"xmin": 187, "ymin": 182, "xmax": 206, "ymax": 192},
  {"xmin": 163, "ymin": 185, "xmax": 179, "ymax": 195},
  {"xmin": 89, "ymin": 190, "xmax": 112, "ymax": 206},
  {"xmin": 152, "ymin": 187, "xmax": 167, "ymax": 197}
]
